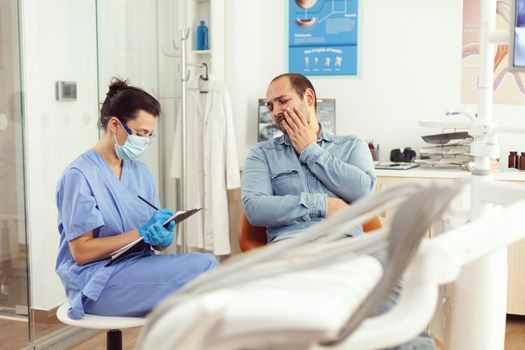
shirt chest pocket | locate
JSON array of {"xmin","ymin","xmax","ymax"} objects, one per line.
[{"xmin": 271, "ymin": 169, "xmax": 302, "ymax": 196}]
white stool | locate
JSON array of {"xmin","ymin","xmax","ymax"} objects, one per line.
[{"xmin": 56, "ymin": 303, "xmax": 146, "ymax": 350}]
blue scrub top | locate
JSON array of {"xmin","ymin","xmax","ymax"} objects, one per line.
[{"xmin": 55, "ymin": 149, "xmax": 158, "ymax": 319}]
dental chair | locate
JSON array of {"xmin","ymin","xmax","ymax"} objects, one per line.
[
  {"xmin": 238, "ymin": 209, "xmax": 383, "ymax": 252},
  {"xmin": 136, "ymin": 180, "xmax": 525, "ymax": 350}
]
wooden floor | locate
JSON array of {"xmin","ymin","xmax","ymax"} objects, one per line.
[
  {"xmin": 0, "ymin": 312, "xmax": 524, "ymax": 349},
  {"xmin": 506, "ymin": 315, "xmax": 525, "ymax": 350},
  {"xmin": 0, "ymin": 318, "xmax": 29, "ymax": 350},
  {"xmin": 0, "ymin": 316, "xmax": 67, "ymax": 350},
  {"xmin": 67, "ymin": 315, "xmax": 525, "ymax": 350}
]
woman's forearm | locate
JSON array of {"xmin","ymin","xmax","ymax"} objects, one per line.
[{"xmin": 69, "ymin": 229, "xmax": 141, "ymax": 265}]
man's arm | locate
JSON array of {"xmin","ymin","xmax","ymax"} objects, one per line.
[
  {"xmin": 299, "ymin": 137, "xmax": 376, "ymax": 203},
  {"xmin": 242, "ymin": 146, "xmax": 327, "ymax": 227},
  {"xmin": 282, "ymin": 107, "xmax": 375, "ymax": 203}
]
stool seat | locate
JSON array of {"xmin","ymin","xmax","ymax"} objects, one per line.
[
  {"xmin": 57, "ymin": 303, "xmax": 147, "ymax": 329},
  {"xmin": 56, "ymin": 302, "xmax": 146, "ymax": 350}
]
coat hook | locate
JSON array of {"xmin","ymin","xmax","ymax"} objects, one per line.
[
  {"xmin": 200, "ymin": 63, "xmax": 209, "ymax": 81},
  {"xmin": 182, "ymin": 70, "xmax": 191, "ymax": 82},
  {"xmin": 180, "ymin": 28, "xmax": 190, "ymax": 41}
]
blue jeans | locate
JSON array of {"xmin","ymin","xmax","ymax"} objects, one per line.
[{"xmin": 373, "ymin": 251, "xmax": 437, "ymax": 350}]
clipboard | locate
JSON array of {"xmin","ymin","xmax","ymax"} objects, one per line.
[
  {"xmin": 162, "ymin": 208, "xmax": 203, "ymax": 226},
  {"xmin": 105, "ymin": 207, "xmax": 203, "ymax": 267}
]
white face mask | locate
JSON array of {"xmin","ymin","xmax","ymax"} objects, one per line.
[{"xmin": 113, "ymin": 119, "xmax": 151, "ymax": 160}]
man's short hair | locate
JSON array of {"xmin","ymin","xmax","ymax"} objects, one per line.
[{"xmin": 271, "ymin": 73, "xmax": 317, "ymax": 111}]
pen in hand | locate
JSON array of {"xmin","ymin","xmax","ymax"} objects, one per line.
[
  {"xmin": 138, "ymin": 195, "xmax": 176, "ymax": 228},
  {"xmin": 138, "ymin": 195, "xmax": 159, "ymax": 210}
]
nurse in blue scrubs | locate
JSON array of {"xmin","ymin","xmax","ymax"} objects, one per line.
[{"xmin": 55, "ymin": 78, "xmax": 218, "ymax": 319}]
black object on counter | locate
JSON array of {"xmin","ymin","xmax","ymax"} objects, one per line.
[{"xmin": 390, "ymin": 148, "xmax": 417, "ymax": 163}]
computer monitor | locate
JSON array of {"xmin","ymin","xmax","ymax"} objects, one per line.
[
  {"xmin": 510, "ymin": 0, "xmax": 525, "ymax": 70},
  {"xmin": 257, "ymin": 98, "xmax": 336, "ymax": 142}
]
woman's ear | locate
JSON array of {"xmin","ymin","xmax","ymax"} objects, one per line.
[{"xmin": 108, "ymin": 117, "xmax": 118, "ymax": 135}]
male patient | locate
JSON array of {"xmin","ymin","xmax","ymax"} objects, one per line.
[
  {"xmin": 242, "ymin": 73, "xmax": 376, "ymax": 241},
  {"xmin": 242, "ymin": 73, "xmax": 436, "ymax": 350}
]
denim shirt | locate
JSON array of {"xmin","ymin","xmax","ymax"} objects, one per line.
[{"xmin": 242, "ymin": 128, "xmax": 376, "ymax": 243}]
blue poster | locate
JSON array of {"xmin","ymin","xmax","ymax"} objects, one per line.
[{"xmin": 288, "ymin": 0, "xmax": 358, "ymax": 76}]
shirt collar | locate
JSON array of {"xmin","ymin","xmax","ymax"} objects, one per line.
[{"xmin": 273, "ymin": 123, "xmax": 334, "ymax": 146}]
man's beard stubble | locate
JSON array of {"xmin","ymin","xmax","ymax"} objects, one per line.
[{"xmin": 274, "ymin": 103, "xmax": 310, "ymax": 134}]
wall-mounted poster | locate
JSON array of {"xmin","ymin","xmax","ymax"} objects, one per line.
[
  {"xmin": 461, "ymin": 0, "xmax": 525, "ymax": 104},
  {"xmin": 258, "ymin": 98, "xmax": 336, "ymax": 142},
  {"xmin": 288, "ymin": 0, "xmax": 358, "ymax": 76}
]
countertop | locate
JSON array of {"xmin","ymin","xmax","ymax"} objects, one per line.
[{"xmin": 375, "ymin": 167, "xmax": 525, "ymax": 182}]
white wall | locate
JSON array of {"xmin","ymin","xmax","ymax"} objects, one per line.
[
  {"xmin": 225, "ymin": 0, "xmax": 525, "ymax": 167},
  {"xmin": 21, "ymin": 0, "xmax": 99, "ymax": 310},
  {"xmin": 97, "ymin": 0, "xmax": 162, "ymax": 191}
]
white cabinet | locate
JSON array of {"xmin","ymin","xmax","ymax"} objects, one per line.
[
  {"xmin": 377, "ymin": 170, "xmax": 525, "ymax": 316},
  {"xmin": 505, "ymin": 180, "xmax": 525, "ymax": 316},
  {"xmin": 377, "ymin": 169, "xmax": 525, "ymax": 349}
]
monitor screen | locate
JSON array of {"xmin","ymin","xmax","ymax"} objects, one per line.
[
  {"xmin": 511, "ymin": 0, "xmax": 525, "ymax": 69},
  {"xmin": 257, "ymin": 98, "xmax": 336, "ymax": 142}
]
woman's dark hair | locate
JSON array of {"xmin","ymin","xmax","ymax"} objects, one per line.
[{"xmin": 98, "ymin": 78, "xmax": 161, "ymax": 129}]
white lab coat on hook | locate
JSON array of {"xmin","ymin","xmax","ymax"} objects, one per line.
[{"xmin": 170, "ymin": 76, "xmax": 241, "ymax": 255}]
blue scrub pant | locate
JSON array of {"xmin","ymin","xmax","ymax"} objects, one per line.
[{"xmin": 83, "ymin": 252, "xmax": 218, "ymax": 317}]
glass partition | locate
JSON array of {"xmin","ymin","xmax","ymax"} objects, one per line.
[
  {"xmin": 0, "ymin": 1, "xmax": 182, "ymax": 348},
  {"xmin": 0, "ymin": 0, "xmax": 31, "ymax": 348}
]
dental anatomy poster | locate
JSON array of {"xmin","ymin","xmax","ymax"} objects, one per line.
[
  {"xmin": 461, "ymin": 0, "xmax": 525, "ymax": 104},
  {"xmin": 288, "ymin": 0, "xmax": 358, "ymax": 76}
]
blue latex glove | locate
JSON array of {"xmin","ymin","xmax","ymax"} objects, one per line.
[
  {"xmin": 139, "ymin": 208, "xmax": 174, "ymax": 242},
  {"xmin": 140, "ymin": 221, "xmax": 175, "ymax": 246},
  {"xmin": 140, "ymin": 208, "xmax": 173, "ymax": 230}
]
